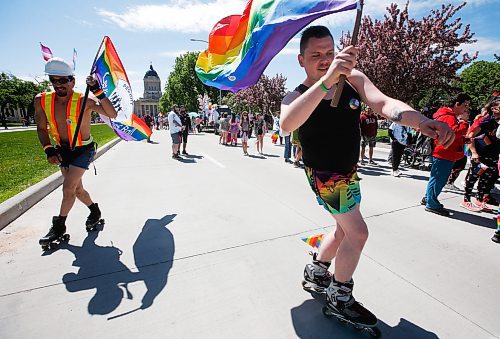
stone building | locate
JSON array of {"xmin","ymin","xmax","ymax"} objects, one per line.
[{"xmin": 133, "ymin": 64, "xmax": 162, "ymax": 118}]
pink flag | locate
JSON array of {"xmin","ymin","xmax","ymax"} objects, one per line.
[{"xmin": 40, "ymin": 42, "xmax": 53, "ymax": 61}]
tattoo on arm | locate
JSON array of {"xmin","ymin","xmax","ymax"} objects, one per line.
[{"xmin": 389, "ymin": 108, "xmax": 403, "ymax": 122}]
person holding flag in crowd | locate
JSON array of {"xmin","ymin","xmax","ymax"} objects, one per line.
[{"xmin": 35, "ymin": 57, "xmax": 117, "ymax": 247}]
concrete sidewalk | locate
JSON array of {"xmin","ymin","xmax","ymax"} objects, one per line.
[{"xmin": 0, "ymin": 130, "xmax": 498, "ymax": 339}]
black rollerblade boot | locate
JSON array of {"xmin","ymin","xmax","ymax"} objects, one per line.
[
  {"xmin": 323, "ymin": 275, "xmax": 380, "ymax": 337},
  {"xmin": 39, "ymin": 216, "xmax": 69, "ymax": 250},
  {"xmin": 86, "ymin": 203, "xmax": 104, "ymax": 231},
  {"xmin": 302, "ymin": 252, "xmax": 332, "ymax": 293},
  {"xmin": 492, "ymin": 230, "xmax": 500, "ymax": 243}
]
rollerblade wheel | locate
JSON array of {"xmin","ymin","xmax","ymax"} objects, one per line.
[
  {"xmin": 62, "ymin": 234, "xmax": 70, "ymax": 242},
  {"xmin": 99, "ymin": 219, "xmax": 105, "ymax": 224},
  {"xmin": 42, "ymin": 245, "xmax": 49, "ymax": 251},
  {"xmin": 366, "ymin": 327, "xmax": 381, "ymax": 338}
]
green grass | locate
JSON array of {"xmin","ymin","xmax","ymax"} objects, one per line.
[
  {"xmin": 0, "ymin": 124, "xmax": 117, "ymax": 203},
  {"xmin": 376, "ymin": 128, "xmax": 389, "ymax": 143}
]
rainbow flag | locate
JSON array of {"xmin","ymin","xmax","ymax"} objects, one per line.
[
  {"xmin": 195, "ymin": 0, "xmax": 359, "ymax": 92},
  {"xmin": 92, "ymin": 36, "xmax": 152, "ymax": 141},
  {"xmin": 302, "ymin": 234, "xmax": 324, "ymax": 249}
]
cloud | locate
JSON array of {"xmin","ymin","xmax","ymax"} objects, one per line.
[
  {"xmin": 461, "ymin": 37, "xmax": 500, "ymax": 57},
  {"xmin": 97, "ymin": 0, "xmax": 245, "ymax": 33},
  {"xmin": 159, "ymin": 50, "xmax": 188, "ymax": 58}
]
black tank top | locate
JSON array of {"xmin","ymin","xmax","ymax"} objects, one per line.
[{"xmin": 296, "ymin": 82, "xmax": 361, "ymax": 173}]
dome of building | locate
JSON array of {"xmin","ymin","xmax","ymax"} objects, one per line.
[{"xmin": 144, "ymin": 64, "xmax": 159, "ymax": 78}]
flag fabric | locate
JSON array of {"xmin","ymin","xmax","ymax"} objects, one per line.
[
  {"xmin": 40, "ymin": 42, "xmax": 53, "ymax": 61},
  {"xmin": 302, "ymin": 234, "xmax": 324, "ymax": 249},
  {"xmin": 92, "ymin": 36, "xmax": 152, "ymax": 141},
  {"xmin": 195, "ymin": 0, "xmax": 359, "ymax": 92},
  {"xmin": 72, "ymin": 48, "xmax": 77, "ymax": 70}
]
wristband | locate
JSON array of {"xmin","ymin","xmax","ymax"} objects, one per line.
[
  {"xmin": 319, "ymin": 82, "xmax": 331, "ymax": 93},
  {"xmin": 93, "ymin": 89, "xmax": 106, "ymax": 100},
  {"xmin": 44, "ymin": 146, "xmax": 58, "ymax": 158},
  {"xmin": 42, "ymin": 144, "xmax": 52, "ymax": 151},
  {"xmin": 89, "ymin": 82, "xmax": 100, "ymax": 93}
]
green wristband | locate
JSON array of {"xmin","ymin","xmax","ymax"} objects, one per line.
[{"xmin": 319, "ymin": 82, "xmax": 331, "ymax": 93}]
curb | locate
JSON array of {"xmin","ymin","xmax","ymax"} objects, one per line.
[{"xmin": 0, "ymin": 138, "xmax": 121, "ymax": 231}]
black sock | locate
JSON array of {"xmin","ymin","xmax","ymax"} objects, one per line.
[
  {"xmin": 88, "ymin": 203, "xmax": 97, "ymax": 210},
  {"xmin": 58, "ymin": 215, "xmax": 67, "ymax": 222}
]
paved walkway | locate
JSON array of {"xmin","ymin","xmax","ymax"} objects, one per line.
[{"xmin": 0, "ymin": 130, "xmax": 498, "ymax": 338}]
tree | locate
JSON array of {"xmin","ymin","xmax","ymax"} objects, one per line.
[
  {"xmin": 0, "ymin": 72, "xmax": 50, "ymax": 121},
  {"xmin": 459, "ymin": 61, "xmax": 500, "ymax": 108},
  {"xmin": 232, "ymin": 74, "xmax": 287, "ymax": 114},
  {"xmin": 340, "ymin": 1, "xmax": 477, "ymax": 105},
  {"xmin": 160, "ymin": 51, "xmax": 221, "ymax": 112}
]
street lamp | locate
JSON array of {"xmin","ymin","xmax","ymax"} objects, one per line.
[{"xmin": 189, "ymin": 38, "xmax": 222, "ymax": 106}]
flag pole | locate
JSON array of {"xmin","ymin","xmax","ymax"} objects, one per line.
[
  {"xmin": 330, "ymin": 0, "xmax": 364, "ymax": 108},
  {"xmin": 71, "ymin": 37, "xmax": 107, "ymax": 150}
]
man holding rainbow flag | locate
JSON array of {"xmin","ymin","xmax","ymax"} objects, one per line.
[{"xmin": 35, "ymin": 57, "xmax": 117, "ymax": 248}]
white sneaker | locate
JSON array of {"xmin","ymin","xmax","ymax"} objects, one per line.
[{"xmin": 392, "ymin": 170, "xmax": 400, "ymax": 177}]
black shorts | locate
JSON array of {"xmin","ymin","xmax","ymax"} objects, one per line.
[
  {"xmin": 57, "ymin": 143, "xmax": 96, "ymax": 170},
  {"xmin": 182, "ymin": 130, "xmax": 189, "ymax": 143}
]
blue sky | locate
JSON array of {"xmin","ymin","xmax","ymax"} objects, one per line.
[{"xmin": 0, "ymin": 0, "xmax": 498, "ymax": 102}]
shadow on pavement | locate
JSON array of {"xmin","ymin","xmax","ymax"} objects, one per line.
[
  {"xmin": 291, "ymin": 297, "xmax": 438, "ymax": 339},
  {"xmin": 184, "ymin": 154, "xmax": 203, "ymax": 159},
  {"xmin": 176, "ymin": 157, "xmax": 196, "ymax": 164},
  {"xmin": 448, "ymin": 209, "xmax": 496, "ymax": 229},
  {"xmin": 248, "ymin": 154, "xmax": 266, "ymax": 159},
  {"xmin": 62, "ymin": 214, "xmax": 176, "ymax": 317}
]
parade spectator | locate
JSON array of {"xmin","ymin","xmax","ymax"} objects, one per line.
[
  {"xmin": 359, "ymin": 106, "xmax": 378, "ymax": 165},
  {"xmin": 144, "ymin": 113, "xmax": 153, "ymax": 143},
  {"xmin": 254, "ymin": 113, "xmax": 267, "ymax": 154},
  {"xmin": 272, "ymin": 112, "xmax": 283, "ymax": 145},
  {"xmin": 280, "ymin": 124, "xmax": 292, "ymax": 163},
  {"xmin": 291, "ymin": 129, "xmax": 303, "ymax": 168},
  {"xmin": 421, "ymin": 93, "xmax": 470, "ymax": 216},
  {"xmin": 179, "ymin": 106, "xmax": 191, "ymax": 155},
  {"xmin": 461, "ymin": 98, "xmax": 499, "ymax": 212},
  {"xmin": 240, "ymin": 112, "xmax": 251, "ymax": 155},
  {"xmin": 388, "ymin": 122, "xmax": 409, "ymax": 177},
  {"xmin": 168, "ymin": 105, "xmax": 183, "ymax": 159},
  {"xmin": 229, "ymin": 114, "xmax": 240, "ymax": 146},
  {"xmin": 219, "ymin": 113, "xmax": 230, "ymax": 145}
]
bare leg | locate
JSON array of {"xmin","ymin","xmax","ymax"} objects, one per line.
[
  {"xmin": 60, "ymin": 166, "xmax": 87, "ymax": 216},
  {"xmin": 360, "ymin": 145, "xmax": 366, "ymax": 161},
  {"xmin": 75, "ymin": 178, "xmax": 93, "ymax": 206},
  {"xmin": 331, "ymin": 205, "xmax": 369, "ymax": 282},
  {"xmin": 317, "ymin": 223, "xmax": 345, "ymax": 262},
  {"xmin": 369, "ymin": 146, "xmax": 374, "ymax": 162}
]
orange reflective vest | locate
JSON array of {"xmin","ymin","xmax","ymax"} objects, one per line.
[{"xmin": 41, "ymin": 91, "xmax": 83, "ymax": 147}]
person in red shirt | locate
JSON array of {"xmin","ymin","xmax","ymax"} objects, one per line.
[
  {"xmin": 359, "ymin": 106, "xmax": 378, "ymax": 164},
  {"xmin": 422, "ymin": 93, "xmax": 470, "ymax": 216}
]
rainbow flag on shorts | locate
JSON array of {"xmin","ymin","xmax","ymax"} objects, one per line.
[
  {"xmin": 92, "ymin": 36, "xmax": 152, "ymax": 141},
  {"xmin": 195, "ymin": 0, "xmax": 359, "ymax": 92}
]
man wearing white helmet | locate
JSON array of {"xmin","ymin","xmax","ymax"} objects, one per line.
[{"xmin": 34, "ymin": 57, "xmax": 117, "ymax": 248}]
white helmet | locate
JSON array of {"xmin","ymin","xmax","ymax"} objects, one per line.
[{"xmin": 44, "ymin": 57, "xmax": 74, "ymax": 76}]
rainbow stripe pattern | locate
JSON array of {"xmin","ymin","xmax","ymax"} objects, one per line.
[
  {"xmin": 302, "ymin": 234, "xmax": 324, "ymax": 249},
  {"xmin": 93, "ymin": 36, "xmax": 152, "ymax": 141},
  {"xmin": 195, "ymin": 0, "xmax": 359, "ymax": 92}
]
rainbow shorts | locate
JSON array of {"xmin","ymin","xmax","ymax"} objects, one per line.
[{"xmin": 305, "ymin": 166, "xmax": 361, "ymax": 215}]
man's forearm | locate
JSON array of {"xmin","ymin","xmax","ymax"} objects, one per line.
[{"xmin": 381, "ymin": 100, "xmax": 429, "ymax": 129}]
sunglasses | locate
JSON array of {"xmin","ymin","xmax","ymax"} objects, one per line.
[{"xmin": 49, "ymin": 76, "xmax": 74, "ymax": 85}]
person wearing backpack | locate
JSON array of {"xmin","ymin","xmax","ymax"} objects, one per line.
[{"xmin": 421, "ymin": 93, "xmax": 470, "ymax": 216}]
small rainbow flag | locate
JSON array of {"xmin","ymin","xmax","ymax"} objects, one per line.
[
  {"xmin": 195, "ymin": 0, "xmax": 359, "ymax": 92},
  {"xmin": 92, "ymin": 36, "xmax": 152, "ymax": 141},
  {"xmin": 302, "ymin": 234, "xmax": 324, "ymax": 249},
  {"xmin": 497, "ymin": 206, "xmax": 500, "ymax": 230}
]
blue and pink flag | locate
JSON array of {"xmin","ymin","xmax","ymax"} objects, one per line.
[
  {"xmin": 92, "ymin": 36, "xmax": 152, "ymax": 141},
  {"xmin": 195, "ymin": 0, "xmax": 359, "ymax": 92}
]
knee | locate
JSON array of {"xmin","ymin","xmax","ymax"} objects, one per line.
[
  {"xmin": 62, "ymin": 183, "xmax": 78, "ymax": 197},
  {"xmin": 348, "ymin": 228, "xmax": 369, "ymax": 250}
]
